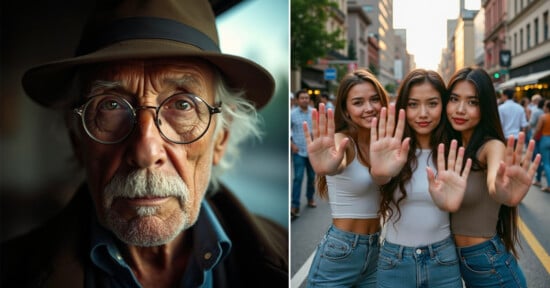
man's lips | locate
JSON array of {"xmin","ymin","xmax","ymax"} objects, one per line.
[{"xmin": 117, "ymin": 196, "xmax": 171, "ymax": 206}]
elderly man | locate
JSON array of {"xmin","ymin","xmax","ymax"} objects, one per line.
[{"xmin": 0, "ymin": 0, "xmax": 288, "ymax": 287}]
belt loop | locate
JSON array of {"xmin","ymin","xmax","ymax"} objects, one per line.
[
  {"xmin": 428, "ymin": 244, "xmax": 435, "ymax": 258},
  {"xmin": 490, "ymin": 235, "xmax": 501, "ymax": 252},
  {"xmin": 398, "ymin": 245, "xmax": 404, "ymax": 260},
  {"xmin": 352, "ymin": 234, "xmax": 359, "ymax": 248}
]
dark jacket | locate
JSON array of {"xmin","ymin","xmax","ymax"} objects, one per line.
[{"xmin": 0, "ymin": 184, "xmax": 288, "ymax": 287}]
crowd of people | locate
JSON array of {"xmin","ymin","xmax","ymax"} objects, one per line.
[{"xmin": 291, "ymin": 67, "xmax": 544, "ymax": 287}]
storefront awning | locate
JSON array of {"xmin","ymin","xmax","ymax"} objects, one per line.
[
  {"xmin": 301, "ymin": 78, "xmax": 326, "ymax": 89},
  {"xmin": 497, "ymin": 70, "xmax": 550, "ymax": 90}
]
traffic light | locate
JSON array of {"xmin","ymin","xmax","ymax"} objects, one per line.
[{"xmin": 494, "ymin": 72, "xmax": 500, "ymax": 79}]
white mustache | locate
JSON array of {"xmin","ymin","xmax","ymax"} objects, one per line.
[{"xmin": 103, "ymin": 170, "xmax": 188, "ymax": 209}]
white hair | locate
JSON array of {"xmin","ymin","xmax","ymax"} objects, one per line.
[{"xmin": 209, "ymin": 71, "xmax": 263, "ymax": 193}]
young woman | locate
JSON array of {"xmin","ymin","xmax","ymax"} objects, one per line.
[
  {"xmin": 302, "ymin": 69, "xmax": 390, "ymax": 287},
  {"xmin": 533, "ymin": 100, "xmax": 550, "ymax": 192},
  {"xmin": 445, "ymin": 67, "xmax": 540, "ymax": 287},
  {"xmin": 370, "ymin": 69, "xmax": 471, "ymax": 287}
]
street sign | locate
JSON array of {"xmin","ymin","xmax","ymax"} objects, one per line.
[
  {"xmin": 324, "ymin": 68, "xmax": 337, "ymax": 80},
  {"xmin": 500, "ymin": 50, "xmax": 512, "ymax": 67}
]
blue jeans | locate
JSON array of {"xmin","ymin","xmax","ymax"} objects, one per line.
[
  {"xmin": 533, "ymin": 138, "xmax": 543, "ymax": 182},
  {"xmin": 307, "ymin": 225, "xmax": 379, "ymax": 288},
  {"xmin": 292, "ymin": 153, "xmax": 315, "ymax": 209},
  {"xmin": 539, "ymin": 136, "xmax": 550, "ymax": 186},
  {"xmin": 377, "ymin": 236, "xmax": 462, "ymax": 288},
  {"xmin": 457, "ymin": 234, "xmax": 527, "ymax": 287}
]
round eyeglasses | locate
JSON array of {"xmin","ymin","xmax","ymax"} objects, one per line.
[{"xmin": 74, "ymin": 93, "xmax": 222, "ymax": 144}]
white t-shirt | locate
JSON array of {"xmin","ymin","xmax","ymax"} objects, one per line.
[{"xmin": 384, "ymin": 149, "xmax": 451, "ymax": 246}]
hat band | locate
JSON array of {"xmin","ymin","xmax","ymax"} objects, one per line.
[{"xmin": 76, "ymin": 17, "xmax": 220, "ymax": 56}]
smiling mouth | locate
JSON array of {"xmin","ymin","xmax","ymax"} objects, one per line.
[{"xmin": 453, "ymin": 118, "xmax": 467, "ymax": 124}]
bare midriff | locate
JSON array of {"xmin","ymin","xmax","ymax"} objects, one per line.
[
  {"xmin": 332, "ymin": 218, "xmax": 380, "ymax": 235},
  {"xmin": 454, "ymin": 234, "xmax": 492, "ymax": 247}
]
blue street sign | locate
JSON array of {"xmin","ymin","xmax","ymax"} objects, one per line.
[{"xmin": 324, "ymin": 68, "xmax": 337, "ymax": 80}]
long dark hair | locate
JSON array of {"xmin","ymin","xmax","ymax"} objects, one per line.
[
  {"xmin": 317, "ymin": 69, "xmax": 389, "ymax": 199},
  {"xmin": 379, "ymin": 69, "xmax": 449, "ymax": 222},
  {"xmin": 445, "ymin": 67, "xmax": 519, "ymax": 257}
]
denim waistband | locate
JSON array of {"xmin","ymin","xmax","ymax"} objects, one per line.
[
  {"xmin": 456, "ymin": 234, "xmax": 504, "ymax": 257},
  {"xmin": 326, "ymin": 224, "xmax": 380, "ymax": 247},
  {"xmin": 382, "ymin": 236, "xmax": 455, "ymax": 258}
]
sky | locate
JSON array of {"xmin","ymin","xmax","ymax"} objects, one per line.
[{"xmin": 393, "ymin": 0, "xmax": 481, "ymax": 70}]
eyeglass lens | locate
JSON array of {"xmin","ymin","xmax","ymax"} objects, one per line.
[{"xmin": 81, "ymin": 94, "xmax": 214, "ymax": 144}]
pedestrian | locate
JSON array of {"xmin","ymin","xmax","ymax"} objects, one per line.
[
  {"xmin": 291, "ymin": 89, "xmax": 317, "ymax": 219},
  {"xmin": 445, "ymin": 67, "xmax": 540, "ymax": 288},
  {"xmin": 533, "ymin": 100, "xmax": 550, "ymax": 192},
  {"xmin": 0, "ymin": 0, "xmax": 288, "ymax": 287},
  {"xmin": 320, "ymin": 93, "xmax": 335, "ymax": 110},
  {"xmin": 302, "ymin": 69, "xmax": 389, "ymax": 287},
  {"xmin": 530, "ymin": 95, "xmax": 545, "ymax": 187},
  {"xmin": 521, "ymin": 98, "xmax": 532, "ymax": 140},
  {"xmin": 498, "ymin": 88, "xmax": 529, "ymax": 146},
  {"xmin": 371, "ymin": 69, "xmax": 471, "ymax": 288}
]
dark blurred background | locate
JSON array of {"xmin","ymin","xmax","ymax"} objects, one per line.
[{"xmin": 0, "ymin": 0, "xmax": 289, "ymax": 242}]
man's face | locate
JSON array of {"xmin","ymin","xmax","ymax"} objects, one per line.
[
  {"xmin": 297, "ymin": 92, "xmax": 310, "ymax": 109},
  {"xmin": 75, "ymin": 58, "xmax": 228, "ymax": 246}
]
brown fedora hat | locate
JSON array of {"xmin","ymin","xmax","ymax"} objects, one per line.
[{"xmin": 22, "ymin": 0, "xmax": 275, "ymax": 109}]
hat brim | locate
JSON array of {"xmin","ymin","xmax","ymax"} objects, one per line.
[{"xmin": 22, "ymin": 39, "xmax": 275, "ymax": 109}]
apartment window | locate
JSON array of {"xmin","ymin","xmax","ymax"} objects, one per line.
[
  {"xmin": 527, "ymin": 24, "xmax": 531, "ymax": 49},
  {"xmin": 520, "ymin": 29, "xmax": 524, "ymax": 52},
  {"xmin": 535, "ymin": 18, "xmax": 539, "ymax": 45},
  {"xmin": 515, "ymin": 0, "xmax": 518, "ymax": 15},
  {"xmin": 514, "ymin": 33, "xmax": 517, "ymax": 55},
  {"xmin": 544, "ymin": 12, "xmax": 549, "ymax": 41}
]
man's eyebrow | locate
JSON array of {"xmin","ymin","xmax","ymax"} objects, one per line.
[
  {"xmin": 166, "ymin": 75, "xmax": 203, "ymax": 89},
  {"xmin": 88, "ymin": 80, "xmax": 125, "ymax": 96}
]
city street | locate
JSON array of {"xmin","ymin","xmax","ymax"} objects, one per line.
[{"xmin": 291, "ymin": 183, "xmax": 550, "ymax": 287}]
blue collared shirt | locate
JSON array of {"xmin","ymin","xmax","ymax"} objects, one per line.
[
  {"xmin": 88, "ymin": 201, "xmax": 231, "ymax": 288},
  {"xmin": 291, "ymin": 106, "xmax": 313, "ymax": 157}
]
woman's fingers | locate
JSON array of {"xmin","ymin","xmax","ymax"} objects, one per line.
[
  {"xmin": 302, "ymin": 121, "xmax": 311, "ymax": 145},
  {"xmin": 394, "ymin": 109, "xmax": 406, "ymax": 141},
  {"xmin": 311, "ymin": 108, "xmax": 319, "ymax": 139},
  {"xmin": 371, "ymin": 117, "xmax": 378, "ymax": 143},
  {"xmin": 378, "ymin": 107, "xmax": 387, "ymax": 139},
  {"xmin": 447, "ymin": 140, "xmax": 457, "ymax": 172},
  {"xmin": 318, "ymin": 103, "xmax": 326, "ymax": 137},
  {"xmin": 504, "ymin": 135, "xmax": 515, "ymax": 166}
]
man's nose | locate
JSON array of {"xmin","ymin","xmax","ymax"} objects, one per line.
[{"xmin": 125, "ymin": 109, "xmax": 167, "ymax": 169}]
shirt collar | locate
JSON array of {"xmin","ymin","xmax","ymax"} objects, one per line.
[{"xmin": 89, "ymin": 201, "xmax": 232, "ymax": 287}]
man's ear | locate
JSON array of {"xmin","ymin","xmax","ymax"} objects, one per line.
[
  {"xmin": 212, "ymin": 129, "xmax": 230, "ymax": 165},
  {"xmin": 68, "ymin": 127, "xmax": 84, "ymax": 165}
]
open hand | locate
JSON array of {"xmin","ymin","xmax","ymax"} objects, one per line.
[
  {"xmin": 495, "ymin": 132, "xmax": 541, "ymax": 206},
  {"xmin": 302, "ymin": 103, "xmax": 349, "ymax": 175},
  {"xmin": 369, "ymin": 104, "xmax": 410, "ymax": 180},
  {"xmin": 427, "ymin": 140, "xmax": 472, "ymax": 212}
]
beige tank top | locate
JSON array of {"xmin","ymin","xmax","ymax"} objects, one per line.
[{"xmin": 451, "ymin": 170, "xmax": 501, "ymax": 237}]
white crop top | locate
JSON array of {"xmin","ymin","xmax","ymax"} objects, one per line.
[
  {"xmin": 384, "ymin": 149, "xmax": 451, "ymax": 246},
  {"xmin": 326, "ymin": 141, "xmax": 380, "ymax": 219}
]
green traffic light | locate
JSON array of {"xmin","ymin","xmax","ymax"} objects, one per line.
[{"xmin": 494, "ymin": 72, "xmax": 500, "ymax": 79}]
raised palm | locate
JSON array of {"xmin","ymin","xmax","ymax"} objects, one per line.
[
  {"xmin": 302, "ymin": 103, "xmax": 349, "ymax": 176},
  {"xmin": 369, "ymin": 104, "xmax": 410, "ymax": 178},
  {"xmin": 427, "ymin": 140, "xmax": 472, "ymax": 212},
  {"xmin": 495, "ymin": 133, "xmax": 541, "ymax": 205}
]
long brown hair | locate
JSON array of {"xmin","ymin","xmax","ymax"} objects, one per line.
[
  {"xmin": 445, "ymin": 67, "xmax": 520, "ymax": 257},
  {"xmin": 379, "ymin": 69, "xmax": 449, "ymax": 222},
  {"xmin": 317, "ymin": 69, "xmax": 389, "ymax": 199}
]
